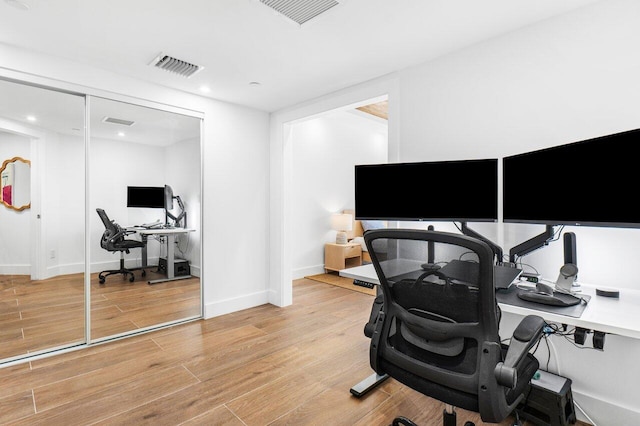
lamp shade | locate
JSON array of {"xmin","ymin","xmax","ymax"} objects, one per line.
[
  {"xmin": 331, "ymin": 213, "xmax": 353, "ymax": 231},
  {"xmin": 331, "ymin": 213, "xmax": 352, "ymax": 244}
]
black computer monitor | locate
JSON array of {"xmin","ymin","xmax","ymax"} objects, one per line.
[
  {"xmin": 355, "ymin": 159, "xmax": 498, "ymax": 222},
  {"xmin": 126, "ymin": 186, "xmax": 164, "ymax": 208},
  {"xmin": 503, "ymin": 128, "xmax": 640, "ymax": 229}
]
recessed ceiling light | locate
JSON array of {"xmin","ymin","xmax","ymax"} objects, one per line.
[
  {"xmin": 26, "ymin": 115, "xmax": 36, "ymax": 122},
  {"xmin": 5, "ymin": 0, "xmax": 30, "ymax": 10},
  {"xmin": 199, "ymin": 86, "xmax": 211, "ymax": 93},
  {"xmin": 117, "ymin": 132, "xmax": 125, "ymax": 137}
]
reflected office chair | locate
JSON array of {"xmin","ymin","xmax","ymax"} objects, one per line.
[
  {"xmin": 362, "ymin": 229, "xmax": 544, "ymax": 426},
  {"xmin": 96, "ymin": 208, "xmax": 146, "ymax": 284}
]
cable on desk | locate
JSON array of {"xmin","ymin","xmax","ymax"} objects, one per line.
[
  {"xmin": 176, "ymin": 232, "xmax": 191, "ymax": 257},
  {"xmin": 514, "ymin": 260, "xmax": 540, "ymax": 276}
]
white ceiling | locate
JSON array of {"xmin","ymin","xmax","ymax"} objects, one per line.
[
  {"xmin": 0, "ymin": 0, "xmax": 601, "ymax": 113},
  {"xmin": 0, "ymin": 78, "xmax": 200, "ymax": 145}
]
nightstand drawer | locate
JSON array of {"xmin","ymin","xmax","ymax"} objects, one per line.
[
  {"xmin": 324, "ymin": 243, "xmax": 363, "ymax": 272},
  {"xmin": 344, "ymin": 245, "xmax": 361, "ymax": 258}
]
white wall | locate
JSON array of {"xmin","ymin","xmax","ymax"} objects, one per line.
[
  {"xmin": 89, "ymin": 136, "xmax": 167, "ymax": 273},
  {"xmin": 166, "ymin": 137, "xmax": 201, "ymax": 275},
  {"xmin": 398, "ymin": 1, "xmax": 640, "ymax": 423},
  {"xmin": 273, "ymin": 0, "xmax": 640, "ymax": 423},
  {"xmin": 291, "ymin": 110, "xmax": 387, "ymax": 278},
  {"xmin": 0, "ymin": 41, "xmax": 270, "ymax": 320},
  {"xmin": 43, "ymin": 132, "xmax": 84, "ymax": 277}
]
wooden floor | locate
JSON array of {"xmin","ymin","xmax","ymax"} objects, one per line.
[
  {"xmin": 0, "ymin": 278, "xmax": 582, "ymax": 425},
  {"xmin": 0, "ymin": 270, "xmax": 200, "ymax": 360}
]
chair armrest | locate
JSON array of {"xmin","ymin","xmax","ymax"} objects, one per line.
[
  {"xmin": 364, "ymin": 295, "xmax": 384, "ymax": 338},
  {"xmin": 494, "ymin": 315, "xmax": 545, "ymax": 388}
]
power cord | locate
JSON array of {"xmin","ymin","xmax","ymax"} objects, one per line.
[{"xmin": 530, "ymin": 322, "xmax": 600, "ymax": 426}]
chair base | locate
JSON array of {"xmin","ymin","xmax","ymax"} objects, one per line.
[{"xmin": 98, "ymin": 255, "xmax": 145, "ymax": 284}]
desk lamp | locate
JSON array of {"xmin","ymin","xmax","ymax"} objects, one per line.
[{"xmin": 331, "ymin": 213, "xmax": 353, "ymax": 244}]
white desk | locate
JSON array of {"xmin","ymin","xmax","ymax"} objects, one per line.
[
  {"xmin": 134, "ymin": 227, "xmax": 195, "ymax": 284},
  {"xmin": 340, "ymin": 263, "xmax": 640, "ymax": 340}
]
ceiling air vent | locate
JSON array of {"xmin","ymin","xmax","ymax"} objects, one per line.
[
  {"xmin": 102, "ymin": 116, "xmax": 135, "ymax": 126},
  {"xmin": 149, "ymin": 53, "xmax": 203, "ymax": 78},
  {"xmin": 259, "ymin": 0, "xmax": 342, "ymax": 26}
]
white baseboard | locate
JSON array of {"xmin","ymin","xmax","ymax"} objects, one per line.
[
  {"xmin": 292, "ymin": 264, "xmax": 324, "ymax": 280},
  {"xmin": 204, "ymin": 290, "xmax": 270, "ymax": 319},
  {"xmin": 572, "ymin": 389, "xmax": 640, "ymax": 425},
  {"xmin": 0, "ymin": 264, "xmax": 30, "ymax": 275}
]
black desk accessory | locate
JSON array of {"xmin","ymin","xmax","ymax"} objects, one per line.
[
  {"xmin": 496, "ymin": 285, "xmax": 591, "ymax": 318},
  {"xmin": 596, "ymin": 288, "xmax": 620, "ymax": 298},
  {"xmin": 420, "ymin": 263, "xmax": 441, "ymax": 271},
  {"xmin": 438, "ymin": 259, "xmax": 522, "ymax": 290},
  {"xmin": 517, "ymin": 291, "xmax": 581, "ymax": 307}
]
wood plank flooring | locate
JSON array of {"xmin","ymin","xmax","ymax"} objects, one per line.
[
  {"xmin": 0, "ymin": 278, "xmax": 586, "ymax": 425},
  {"xmin": 0, "ymin": 271, "xmax": 200, "ymax": 360}
]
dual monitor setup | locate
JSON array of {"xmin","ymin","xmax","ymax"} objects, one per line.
[
  {"xmin": 355, "ymin": 127, "xmax": 638, "ymax": 300},
  {"xmin": 126, "ymin": 184, "xmax": 187, "ymax": 228}
]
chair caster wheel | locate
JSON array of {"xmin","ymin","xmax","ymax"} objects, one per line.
[
  {"xmin": 129, "ymin": 276, "xmax": 135, "ymax": 282},
  {"xmin": 142, "ymin": 270, "xmax": 146, "ymax": 277},
  {"xmin": 391, "ymin": 417, "xmax": 418, "ymax": 426},
  {"xmin": 99, "ymin": 278, "xmax": 105, "ymax": 284}
]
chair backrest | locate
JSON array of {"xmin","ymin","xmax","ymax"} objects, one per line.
[
  {"xmin": 96, "ymin": 208, "xmax": 123, "ymax": 251},
  {"xmin": 364, "ymin": 228, "xmax": 507, "ymax": 420}
]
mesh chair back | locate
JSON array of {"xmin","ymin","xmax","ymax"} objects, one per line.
[
  {"xmin": 96, "ymin": 208, "xmax": 125, "ymax": 251},
  {"xmin": 364, "ymin": 228, "xmax": 502, "ymax": 414}
]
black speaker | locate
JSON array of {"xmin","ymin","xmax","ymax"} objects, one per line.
[
  {"xmin": 563, "ymin": 232, "xmax": 577, "ymax": 266},
  {"xmin": 516, "ymin": 370, "xmax": 576, "ymax": 426}
]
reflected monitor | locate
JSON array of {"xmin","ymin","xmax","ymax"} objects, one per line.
[
  {"xmin": 164, "ymin": 185, "xmax": 174, "ymax": 211},
  {"xmin": 127, "ymin": 186, "xmax": 164, "ymax": 208}
]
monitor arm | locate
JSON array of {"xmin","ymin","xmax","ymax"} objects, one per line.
[
  {"xmin": 508, "ymin": 225, "xmax": 555, "ymax": 263},
  {"xmin": 460, "ymin": 222, "xmax": 503, "ymax": 264},
  {"xmin": 166, "ymin": 195, "xmax": 187, "ymax": 227}
]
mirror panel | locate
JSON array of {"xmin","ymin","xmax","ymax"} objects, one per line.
[
  {"xmin": 0, "ymin": 78, "xmax": 86, "ymax": 362},
  {"xmin": 89, "ymin": 97, "xmax": 201, "ymax": 341}
]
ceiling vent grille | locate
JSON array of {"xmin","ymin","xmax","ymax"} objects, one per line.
[
  {"xmin": 102, "ymin": 116, "xmax": 135, "ymax": 126},
  {"xmin": 259, "ymin": 0, "xmax": 341, "ymax": 25},
  {"xmin": 149, "ymin": 53, "xmax": 203, "ymax": 78}
]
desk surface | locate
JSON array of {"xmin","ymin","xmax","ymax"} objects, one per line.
[
  {"xmin": 340, "ymin": 263, "xmax": 640, "ymax": 340},
  {"xmin": 131, "ymin": 227, "xmax": 195, "ymax": 235}
]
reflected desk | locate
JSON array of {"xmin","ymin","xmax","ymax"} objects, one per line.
[{"xmin": 134, "ymin": 227, "xmax": 195, "ymax": 284}]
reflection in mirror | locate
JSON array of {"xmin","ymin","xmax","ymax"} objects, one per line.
[
  {"xmin": 1, "ymin": 156, "xmax": 30, "ymax": 210},
  {"xmin": 89, "ymin": 97, "xmax": 202, "ymax": 341},
  {"xmin": 0, "ymin": 78, "xmax": 86, "ymax": 363}
]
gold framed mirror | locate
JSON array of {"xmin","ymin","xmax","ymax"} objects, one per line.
[{"xmin": 0, "ymin": 156, "xmax": 31, "ymax": 211}]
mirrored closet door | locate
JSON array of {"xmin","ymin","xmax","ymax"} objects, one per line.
[
  {"xmin": 0, "ymin": 78, "xmax": 202, "ymax": 365},
  {"xmin": 88, "ymin": 97, "xmax": 202, "ymax": 341},
  {"xmin": 0, "ymin": 78, "xmax": 86, "ymax": 362}
]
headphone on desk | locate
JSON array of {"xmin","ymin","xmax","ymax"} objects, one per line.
[
  {"xmin": 560, "ymin": 263, "xmax": 578, "ymax": 279},
  {"xmin": 556, "ymin": 262, "xmax": 579, "ymax": 292}
]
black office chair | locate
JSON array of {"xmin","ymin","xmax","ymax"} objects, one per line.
[
  {"xmin": 362, "ymin": 229, "xmax": 544, "ymax": 426},
  {"xmin": 96, "ymin": 208, "xmax": 146, "ymax": 284}
]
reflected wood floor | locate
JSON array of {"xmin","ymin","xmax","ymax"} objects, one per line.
[
  {"xmin": 0, "ymin": 279, "xmax": 585, "ymax": 425},
  {"xmin": 0, "ymin": 271, "xmax": 200, "ymax": 360}
]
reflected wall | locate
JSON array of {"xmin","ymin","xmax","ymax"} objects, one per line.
[
  {"xmin": 0, "ymin": 78, "xmax": 86, "ymax": 361},
  {"xmin": 89, "ymin": 97, "xmax": 202, "ymax": 341}
]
